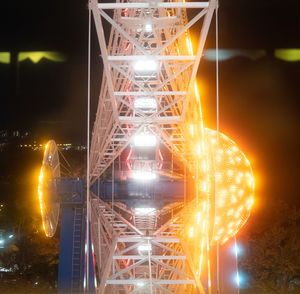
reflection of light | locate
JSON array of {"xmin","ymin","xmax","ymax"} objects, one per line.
[
  {"xmin": 137, "ymin": 281, "xmax": 145, "ymax": 287},
  {"xmin": 233, "ymin": 242, "xmax": 242, "ymax": 257},
  {"xmin": 275, "ymin": 49, "xmax": 300, "ymax": 62},
  {"xmin": 144, "ymin": 23, "xmax": 152, "ymax": 32},
  {"xmin": 18, "ymin": 51, "xmax": 66, "ymax": 63},
  {"xmin": 133, "ymin": 59, "xmax": 158, "ymax": 72},
  {"xmin": 133, "ymin": 133, "xmax": 157, "ymax": 147},
  {"xmin": 135, "ymin": 208, "xmax": 156, "ymax": 215},
  {"xmin": 138, "ymin": 244, "xmax": 152, "ymax": 252},
  {"xmin": 0, "ymin": 239, "xmax": 4, "ymax": 244},
  {"xmin": 132, "ymin": 170, "xmax": 156, "ymax": 181},
  {"xmin": 8, "ymin": 235, "xmax": 14, "ymax": 239},
  {"xmin": 0, "ymin": 52, "xmax": 10, "ymax": 64},
  {"xmin": 134, "ymin": 97, "xmax": 157, "ymax": 110},
  {"xmin": 236, "ymin": 272, "xmax": 240, "ymax": 286}
]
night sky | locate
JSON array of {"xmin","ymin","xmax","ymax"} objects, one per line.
[{"xmin": 0, "ymin": 0, "xmax": 300, "ymax": 210}]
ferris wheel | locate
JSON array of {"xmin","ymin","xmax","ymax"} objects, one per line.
[
  {"xmin": 87, "ymin": 0, "xmax": 254, "ymax": 293},
  {"xmin": 37, "ymin": 0, "xmax": 255, "ymax": 293}
]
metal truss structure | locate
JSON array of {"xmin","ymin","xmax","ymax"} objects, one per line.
[
  {"xmin": 90, "ymin": 195, "xmax": 203, "ymax": 293},
  {"xmin": 88, "ymin": 0, "xmax": 217, "ymax": 293}
]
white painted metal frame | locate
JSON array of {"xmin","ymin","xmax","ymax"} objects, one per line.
[
  {"xmin": 89, "ymin": 0, "xmax": 217, "ymax": 292},
  {"xmin": 90, "ymin": 195, "xmax": 201, "ymax": 293},
  {"xmin": 90, "ymin": 0, "xmax": 217, "ymax": 183}
]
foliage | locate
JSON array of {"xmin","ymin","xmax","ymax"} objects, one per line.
[{"xmin": 239, "ymin": 201, "xmax": 300, "ymax": 294}]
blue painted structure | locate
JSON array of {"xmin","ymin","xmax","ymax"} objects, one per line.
[
  {"xmin": 50, "ymin": 178, "xmax": 95, "ymax": 294},
  {"xmin": 91, "ymin": 179, "xmax": 184, "ymax": 209}
]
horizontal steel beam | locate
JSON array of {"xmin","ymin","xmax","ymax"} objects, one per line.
[
  {"xmin": 106, "ymin": 279, "xmax": 195, "ymax": 285},
  {"xmin": 108, "ymin": 55, "xmax": 195, "ymax": 61},
  {"xmin": 98, "ymin": 2, "xmax": 209, "ymax": 9},
  {"xmin": 118, "ymin": 116, "xmax": 181, "ymax": 124},
  {"xmin": 117, "ymin": 237, "xmax": 180, "ymax": 243},
  {"xmin": 113, "ymin": 255, "xmax": 186, "ymax": 260},
  {"xmin": 114, "ymin": 91, "xmax": 186, "ymax": 96}
]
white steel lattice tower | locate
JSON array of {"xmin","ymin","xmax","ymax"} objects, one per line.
[{"xmin": 89, "ymin": 0, "xmax": 218, "ymax": 293}]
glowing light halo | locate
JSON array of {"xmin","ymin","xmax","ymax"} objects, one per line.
[
  {"xmin": 207, "ymin": 128, "xmax": 254, "ymax": 244},
  {"xmin": 38, "ymin": 140, "xmax": 60, "ymax": 237},
  {"xmin": 182, "ymin": 128, "xmax": 254, "ymax": 246}
]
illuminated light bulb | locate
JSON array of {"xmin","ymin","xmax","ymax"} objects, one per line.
[
  {"xmin": 226, "ymin": 149, "xmax": 233, "ymax": 155},
  {"xmin": 248, "ymin": 178, "xmax": 254, "ymax": 187},
  {"xmin": 231, "ymin": 196, "xmax": 237, "ymax": 203},
  {"xmin": 235, "ymin": 176, "xmax": 241, "ymax": 184},
  {"xmin": 190, "ymin": 124, "xmax": 194, "ymax": 137},
  {"xmin": 217, "ymin": 228, "xmax": 224, "ymax": 235},
  {"xmin": 133, "ymin": 59, "xmax": 158, "ymax": 72},
  {"xmin": 238, "ymin": 205, "xmax": 244, "ymax": 213},
  {"xmin": 215, "ymin": 172, "xmax": 222, "ymax": 182},
  {"xmin": 138, "ymin": 244, "xmax": 152, "ymax": 252},
  {"xmin": 229, "ymin": 157, "xmax": 235, "ymax": 165},
  {"xmin": 228, "ymin": 229, "xmax": 233, "ymax": 235},
  {"xmin": 227, "ymin": 209, "xmax": 234, "ymax": 216},
  {"xmin": 238, "ymin": 172, "xmax": 243, "ymax": 177},
  {"xmin": 189, "ymin": 226, "xmax": 194, "ymax": 238},
  {"xmin": 228, "ymin": 222, "xmax": 234, "ymax": 228},
  {"xmin": 227, "ymin": 170, "xmax": 234, "ymax": 177},
  {"xmin": 232, "ymin": 146, "xmax": 238, "ymax": 152},
  {"xmin": 133, "ymin": 133, "xmax": 157, "ymax": 147},
  {"xmin": 238, "ymin": 189, "xmax": 244, "ymax": 197},
  {"xmin": 236, "ymin": 156, "xmax": 242, "ymax": 163},
  {"xmin": 134, "ymin": 97, "xmax": 157, "ymax": 110},
  {"xmin": 197, "ymin": 212, "xmax": 201, "ymax": 224},
  {"xmin": 197, "ymin": 143, "xmax": 201, "ymax": 156},
  {"xmin": 230, "ymin": 185, "xmax": 237, "ymax": 192},
  {"xmin": 236, "ymin": 220, "xmax": 242, "ymax": 227},
  {"xmin": 132, "ymin": 170, "xmax": 156, "ymax": 181},
  {"xmin": 220, "ymin": 189, "xmax": 227, "ymax": 197},
  {"xmin": 218, "ymin": 199, "xmax": 225, "ymax": 207},
  {"xmin": 201, "ymin": 181, "xmax": 207, "ymax": 192},
  {"xmin": 144, "ymin": 23, "xmax": 152, "ymax": 32},
  {"xmin": 137, "ymin": 281, "xmax": 145, "ymax": 287},
  {"xmin": 135, "ymin": 208, "xmax": 156, "ymax": 215},
  {"xmin": 201, "ymin": 141, "xmax": 205, "ymax": 152},
  {"xmin": 235, "ymin": 211, "xmax": 241, "ymax": 218}
]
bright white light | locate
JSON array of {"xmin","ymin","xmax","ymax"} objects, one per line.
[
  {"xmin": 232, "ymin": 242, "xmax": 242, "ymax": 257},
  {"xmin": 137, "ymin": 281, "xmax": 145, "ymax": 287},
  {"xmin": 134, "ymin": 97, "xmax": 157, "ymax": 110},
  {"xmin": 8, "ymin": 235, "xmax": 14, "ymax": 239},
  {"xmin": 133, "ymin": 59, "xmax": 158, "ymax": 72},
  {"xmin": 236, "ymin": 272, "xmax": 240, "ymax": 286},
  {"xmin": 135, "ymin": 208, "xmax": 156, "ymax": 216},
  {"xmin": 132, "ymin": 170, "xmax": 156, "ymax": 181},
  {"xmin": 133, "ymin": 133, "xmax": 157, "ymax": 147},
  {"xmin": 144, "ymin": 23, "xmax": 152, "ymax": 32},
  {"xmin": 138, "ymin": 244, "xmax": 152, "ymax": 252},
  {"xmin": 0, "ymin": 239, "xmax": 4, "ymax": 244}
]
